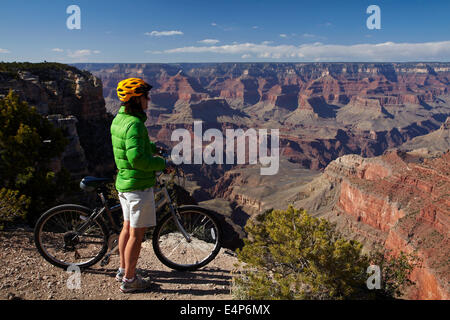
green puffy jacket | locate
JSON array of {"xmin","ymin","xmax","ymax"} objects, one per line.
[{"xmin": 111, "ymin": 106, "xmax": 165, "ymax": 192}]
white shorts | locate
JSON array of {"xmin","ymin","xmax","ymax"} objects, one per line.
[{"xmin": 118, "ymin": 187, "xmax": 156, "ymax": 228}]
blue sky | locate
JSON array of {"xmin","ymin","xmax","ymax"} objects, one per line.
[{"xmin": 1, "ymin": 0, "xmax": 449, "ymax": 63}]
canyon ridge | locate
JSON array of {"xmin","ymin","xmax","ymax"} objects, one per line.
[
  {"xmin": 74, "ymin": 62, "xmax": 449, "ymax": 300},
  {"xmin": 1, "ymin": 62, "xmax": 448, "ymax": 299}
]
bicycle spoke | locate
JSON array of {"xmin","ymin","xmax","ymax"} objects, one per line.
[
  {"xmin": 188, "ymin": 242, "xmax": 203, "ymax": 264},
  {"xmin": 155, "ymin": 209, "xmax": 221, "ymax": 270},
  {"xmin": 190, "ymin": 218, "xmax": 211, "ymax": 239},
  {"xmin": 165, "ymin": 235, "xmax": 184, "ymax": 258},
  {"xmin": 189, "ymin": 214, "xmax": 203, "ymax": 232},
  {"xmin": 37, "ymin": 208, "xmax": 106, "ymax": 267}
]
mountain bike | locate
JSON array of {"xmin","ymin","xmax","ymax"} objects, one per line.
[{"xmin": 34, "ymin": 150, "xmax": 222, "ymax": 271}]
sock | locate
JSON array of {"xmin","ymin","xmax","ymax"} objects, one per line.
[
  {"xmin": 118, "ymin": 268, "xmax": 125, "ymax": 274},
  {"xmin": 123, "ymin": 276, "xmax": 135, "ymax": 283}
]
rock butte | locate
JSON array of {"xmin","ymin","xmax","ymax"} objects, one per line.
[{"xmin": 2, "ymin": 62, "xmax": 449, "ymax": 299}]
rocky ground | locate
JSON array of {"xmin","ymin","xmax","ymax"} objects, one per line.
[{"xmin": 0, "ymin": 228, "xmax": 240, "ymax": 300}]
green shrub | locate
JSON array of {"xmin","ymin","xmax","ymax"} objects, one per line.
[
  {"xmin": 0, "ymin": 62, "xmax": 86, "ymax": 81},
  {"xmin": 233, "ymin": 205, "xmax": 418, "ymax": 300},
  {"xmin": 368, "ymin": 250, "xmax": 420, "ymax": 298},
  {"xmin": 0, "ymin": 188, "xmax": 31, "ymax": 229},
  {"xmin": 0, "ymin": 90, "xmax": 72, "ymax": 223}
]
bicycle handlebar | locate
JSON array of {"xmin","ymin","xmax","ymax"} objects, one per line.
[
  {"xmin": 156, "ymin": 147, "xmax": 172, "ymax": 161},
  {"xmin": 155, "ymin": 147, "xmax": 184, "ymax": 183},
  {"xmin": 156, "ymin": 147, "xmax": 181, "ymax": 168}
]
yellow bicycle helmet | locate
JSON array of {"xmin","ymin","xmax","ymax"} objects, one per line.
[{"xmin": 117, "ymin": 78, "xmax": 152, "ymax": 102}]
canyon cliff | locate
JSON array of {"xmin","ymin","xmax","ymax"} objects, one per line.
[
  {"xmin": 0, "ymin": 63, "xmax": 115, "ymax": 178},
  {"xmin": 214, "ymin": 115, "xmax": 449, "ymax": 298},
  {"xmin": 73, "ymin": 64, "xmax": 449, "ymax": 300},
  {"xmin": 326, "ymin": 150, "xmax": 449, "ymax": 299},
  {"xmin": 2, "ymin": 62, "xmax": 448, "ymax": 299},
  {"xmin": 75, "ymin": 62, "xmax": 450, "ymax": 171}
]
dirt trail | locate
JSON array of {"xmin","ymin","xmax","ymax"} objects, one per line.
[{"xmin": 0, "ymin": 229, "xmax": 239, "ymax": 300}]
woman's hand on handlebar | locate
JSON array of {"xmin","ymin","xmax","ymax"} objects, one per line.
[
  {"xmin": 156, "ymin": 146, "xmax": 169, "ymax": 157},
  {"xmin": 155, "ymin": 147, "xmax": 180, "ymax": 174},
  {"xmin": 164, "ymin": 158, "xmax": 176, "ymax": 174}
]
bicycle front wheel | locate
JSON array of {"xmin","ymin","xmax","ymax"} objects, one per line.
[
  {"xmin": 34, "ymin": 204, "xmax": 109, "ymax": 269},
  {"xmin": 152, "ymin": 206, "xmax": 222, "ymax": 271}
]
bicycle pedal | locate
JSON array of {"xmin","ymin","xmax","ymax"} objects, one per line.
[{"xmin": 100, "ymin": 255, "xmax": 110, "ymax": 267}]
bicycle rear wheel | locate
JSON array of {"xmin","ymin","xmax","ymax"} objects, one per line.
[
  {"xmin": 34, "ymin": 204, "xmax": 109, "ymax": 269},
  {"xmin": 152, "ymin": 206, "xmax": 222, "ymax": 271}
]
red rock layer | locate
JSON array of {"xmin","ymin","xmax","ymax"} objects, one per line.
[
  {"xmin": 81, "ymin": 63, "xmax": 450, "ymax": 114},
  {"xmin": 330, "ymin": 151, "xmax": 450, "ymax": 299}
]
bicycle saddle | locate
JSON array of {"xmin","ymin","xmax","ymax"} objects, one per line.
[{"xmin": 80, "ymin": 176, "xmax": 114, "ymax": 192}]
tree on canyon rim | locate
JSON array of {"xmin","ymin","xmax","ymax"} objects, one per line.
[
  {"xmin": 0, "ymin": 90, "xmax": 73, "ymax": 225},
  {"xmin": 233, "ymin": 205, "xmax": 419, "ymax": 300}
]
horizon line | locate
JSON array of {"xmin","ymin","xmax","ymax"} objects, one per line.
[
  {"xmin": 2, "ymin": 60, "xmax": 450, "ymax": 65},
  {"xmin": 68, "ymin": 61, "xmax": 450, "ymax": 64}
]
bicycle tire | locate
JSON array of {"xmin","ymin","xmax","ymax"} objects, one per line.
[
  {"xmin": 34, "ymin": 204, "xmax": 109, "ymax": 269},
  {"xmin": 152, "ymin": 205, "xmax": 222, "ymax": 271}
]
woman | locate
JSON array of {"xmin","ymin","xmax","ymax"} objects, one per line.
[{"xmin": 110, "ymin": 78, "xmax": 166, "ymax": 293}]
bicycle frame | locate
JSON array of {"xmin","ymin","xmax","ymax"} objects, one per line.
[
  {"xmin": 154, "ymin": 184, "xmax": 192, "ymax": 243},
  {"xmin": 75, "ymin": 172, "xmax": 192, "ymax": 265}
]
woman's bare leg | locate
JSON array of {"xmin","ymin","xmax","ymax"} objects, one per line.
[
  {"xmin": 119, "ymin": 221, "xmax": 130, "ymax": 270},
  {"xmin": 124, "ymin": 227, "xmax": 147, "ymax": 279}
]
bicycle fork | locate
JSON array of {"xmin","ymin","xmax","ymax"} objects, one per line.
[{"xmin": 155, "ymin": 186, "xmax": 192, "ymax": 243}]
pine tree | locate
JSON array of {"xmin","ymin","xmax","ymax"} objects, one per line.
[
  {"xmin": 0, "ymin": 90, "xmax": 70, "ymax": 224},
  {"xmin": 233, "ymin": 205, "xmax": 418, "ymax": 300}
]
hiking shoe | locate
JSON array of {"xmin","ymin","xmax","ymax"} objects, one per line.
[
  {"xmin": 120, "ymin": 275, "xmax": 152, "ymax": 293},
  {"xmin": 116, "ymin": 269, "xmax": 144, "ymax": 282},
  {"xmin": 115, "ymin": 269, "xmax": 124, "ymax": 282}
]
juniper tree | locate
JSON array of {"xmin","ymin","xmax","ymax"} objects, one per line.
[
  {"xmin": 0, "ymin": 90, "xmax": 72, "ymax": 223},
  {"xmin": 234, "ymin": 205, "xmax": 418, "ymax": 300}
]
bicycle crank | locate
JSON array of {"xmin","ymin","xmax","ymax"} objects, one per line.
[
  {"xmin": 100, "ymin": 234, "xmax": 120, "ymax": 267},
  {"xmin": 100, "ymin": 255, "xmax": 110, "ymax": 267}
]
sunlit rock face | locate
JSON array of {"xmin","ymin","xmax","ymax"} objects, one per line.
[{"xmin": 0, "ymin": 64, "xmax": 114, "ymax": 177}]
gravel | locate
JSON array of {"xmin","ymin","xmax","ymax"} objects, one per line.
[{"xmin": 0, "ymin": 229, "xmax": 240, "ymax": 300}]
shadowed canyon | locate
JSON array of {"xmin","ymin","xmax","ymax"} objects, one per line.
[{"xmin": 2, "ymin": 62, "xmax": 448, "ymax": 299}]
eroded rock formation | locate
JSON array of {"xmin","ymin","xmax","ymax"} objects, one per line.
[
  {"xmin": 75, "ymin": 63, "xmax": 450, "ymax": 171},
  {"xmin": 0, "ymin": 63, "xmax": 114, "ymax": 177}
]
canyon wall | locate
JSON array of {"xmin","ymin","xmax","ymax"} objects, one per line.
[
  {"xmin": 308, "ymin": 150, "xmax": 450, "ymax": 299},
  {"xmin": 75, "ymin": 62, "xmax": 450, "ymax": 172},
  {"xmin": 74, "ymin": 62, "xmax": 450, "ymax": 115},
  {"xmin": 210, "ymin": 122, "xmax": 449, "ymax": 299},
  {"xmin": 0, "ymin": 63, "xmax": 115, "ymax": 178},
  {"xmin": 0, "ymin": 62, "xmax": 448, "ymax": 299}
]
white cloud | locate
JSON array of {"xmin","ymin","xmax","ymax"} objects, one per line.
[
  {"xmin": 211, "ymin": 22, "xmax": 217, "ymax": 27},
  {"xmin": 279, "ymin": 34, "xmax": 288, "ymax": 38},
  {"xmin": 241, "ymin": 54, "xmax": 252, "ymax": 59},
  {"xmin": 0, "ymin": 48, "xmax": 10, "ymax": 53},
  {"xmin": 145, "ymin": 30, "xmax": 183, "ymax": 37},
  {"xmin": 67, "ymin": 49, "xmax": 91, "ymax": 58},
  {"xmin": 160, "ymin": 40, "xmax": 450, "ymax": 61},
  {"xmin": 252, "ymin": 26, "xmax": 259, "ymax": 29},
  {"xmin": 198, "ymin": 39, "xmax": 220, "ymax": 45},
  {"xmin": 302, "ymin": 33, "xmax": 316, "ymax": 38},
  {"xmin": 52, "ymin": 48, "xmax": 64, "ymax": 53},
  {"xmin": 67, "ymin": 49, "xmax": 101, "ymax": 59}
]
